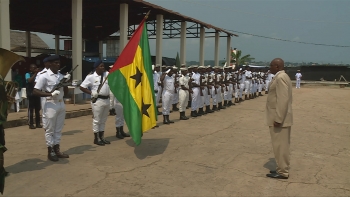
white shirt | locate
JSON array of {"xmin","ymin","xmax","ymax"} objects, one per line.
[
  {"xmin": 179, "ymin": 75, "xmax": 190, "ymax": 89},
  {"xmin": 35, "ymin": 68, "xmax": 48, "ymax": 83},
  {"xmin": 267, "ymin": 73, "xmax": 274, "ymax": 81},
  {"xmin": 80, "ymin": 71, "xmax": 110, "ymax": 96},
  {"xmin": 191, "ymin": 73, "xmax": 201, "ymax": 86},
  {"xmin": 163, "ymin": 75, "xmax": 175, "ymax": 93},
  {"xmin": 34, "ymin": 68, "xmax": 64, "ymax": 100},
  {"xmin": 295, "ymin": 73, "xmax": 302, "ymax": 80},
  {"xmin": 245, "ymin": 71, "xmax": 252, "ymax": 80}
]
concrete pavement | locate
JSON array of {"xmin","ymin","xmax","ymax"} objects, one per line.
[{"xmin": 2, "ymin": 86, "xmax": 350, "ymax": 196}]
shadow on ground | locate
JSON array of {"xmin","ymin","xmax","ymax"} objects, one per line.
[
  {"xmin": 125, "ymin": 138, "xmax": 170, "ymax": 160},
  {"xmin": 263, "ymin": 158, "xmax": 277, "ymax": 171},
  {"xmin": 62, "ymin": 130, "xmax": 83, "ymax": 135}
]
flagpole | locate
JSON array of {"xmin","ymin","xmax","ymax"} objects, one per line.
[{"xmin": 96, "ymin": 10, "xmax": 152, "ymax": 93}]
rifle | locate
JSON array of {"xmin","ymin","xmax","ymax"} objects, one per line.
[
  {"xmin": 91, "ymin": 71, "xmax": 108, "ymax": 103},
  {"xmin": 49, "ymin": 65, "xmax": 79, "ymax": 93}
]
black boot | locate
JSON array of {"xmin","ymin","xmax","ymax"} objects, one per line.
[
  {"xmin": 109, "ymin": 108, "xmax": 116, "ymax": 116},
  {"xmin": 265, "ymin": 91, "xmax": 268, "ymax": 94},
  {"xmin": 163, "ymin": 115, "xmax": 170, "ymax": 124},
  {"xmin": 229, "ymin": 101, "xmax": 235, "ymax": 106},
  {"xmin": 239, "ymin": 98, "xmax": 243, "ymax": 102},
  {"xmin": 196, "ymin": 110, "xmax": 202, "ymax": 116},
  {"xmin": 219, "ymin": 102, "xmax": 226, "ymax": 109},
  {"xmin": 205, "ymin": 106, "xmax": 214, "ymax": 113},
  {"xmin": 53, "ymin": 144, "xmax": 69, "ymax": 158},
  {"xmin": 116, "ymin": 127, "xmax": 124, "ymax": 139},
  {"xmin": 120, "ymin": 126, "xmax": 130, "ymax": 137},
  {"xmin": 172, "ymin": 104, "xmax": 179, "ymax": 111},
  {"xmin": 245, "ymin": 95, "xmax": 249, "ymax": 100},
  {"xmin": 47, "ymin": 147, "xmax": 59, "ymax": 162},
  {"xmin": 99, "ymin": 131, "xmax": 110, "ymax": 144},
  {"xmin": 166, "ymin": 115, "xmax": 174, "ymax": 123},
  {"xmin": 212, "ymin": 105, "xmax": 218, "ymax": 111},
  {"xmin": 259, "ymin": 92, "xmax": 263, "ymax": 96},
  {"xmin": 191, "ymin": 111, "xmax": 197, "ymax": 117},
  {"xmin": 223, "ymin": 100, "xmax": 228, "ymax": 107},
  {"xmin": 198, "ymin": 108, "xmax": 205, "ymax": 116},
  {"xmin": 94, "ymin": 133, "xmax": 105, "ymax": 145},
  {"xmin": 180, "ymin": 111, "xmax": 189, "ymax": 120}
]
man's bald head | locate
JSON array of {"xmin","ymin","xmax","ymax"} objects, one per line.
[{"xmin": 269, "ymin": 58, "xmax": 285, "ymax": 74}]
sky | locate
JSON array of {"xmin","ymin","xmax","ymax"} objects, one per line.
[{"xmin": 36, "ymin": 0, "xmax": 350, "ymax": 64}]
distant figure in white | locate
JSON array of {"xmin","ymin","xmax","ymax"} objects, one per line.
[{"xmin": 295, "ymin": 70, "xmax": 302, "ymax": 88}]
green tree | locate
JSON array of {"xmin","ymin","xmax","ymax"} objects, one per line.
[{"xmin": 231, "ymin": 50, "xmax": 255, "ymax": 67}]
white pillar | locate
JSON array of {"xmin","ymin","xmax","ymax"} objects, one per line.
[
  {"xmin": 180, "ymin": 21, "xmax": 186, "ymax": 65},
  {"xmin": 156, "ymin": 14, "xmax": 163, "ymax": 68},
  {"xmin": 99, "ymin": 41, "xmax": 103, "ymax": 59},
  {"xmin": 25, "ymin": 31, "xmax": 31, "ymax": 58},
  {"xmin": 226, "ymin": 35, "xmax": 231, "ymax": 67},
  {"xmin": 72, "ymin": 0, "xmax": 82, "ymax": 80},
  {"xmin": 55, "ymin": 35, "xmax": 60, "ymax": 54},
  {"xmin": 0, "ymin": 0, "xmax": 11, "ymax": 80},
  {"xmin": 214, "ymin": 31, "xmax": 220, "ymax": 67},
  {"xmin": 119, "ymin": 3, "xmax": 128, "ymax": 52},
  {"xmin": 199, "ymin": 26, "xmax": 205, "ymax": 66}
]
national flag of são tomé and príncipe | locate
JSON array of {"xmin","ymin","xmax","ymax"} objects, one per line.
[{"xmin": 108, "ymin": 15, "xmax": 157, "ymax": 146}]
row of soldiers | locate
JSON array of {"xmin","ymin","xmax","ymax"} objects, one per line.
[{"xmin": 153, "ymin": 64, "xmax": 274, "ymax": 124}]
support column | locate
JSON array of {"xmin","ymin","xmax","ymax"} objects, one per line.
[
  {"xmin": 0, "ymin": 0, "xmax": 12, "ymax": 80},
  {"xmin": 55, "ymin": 35, "xmax": 60, "ymax": 55},
  {"xmin": 226, "ymin": 35, "xmax": 231, "ymax": 68},
  {"xmin": 156, "ymin": 14, "xmax": 163, "ymax": 70},
  {"xmin": 72, "ymin": 0, "xmax": 82, "ymax": 80},
  {"xmin": 199, "ymin": 26, "xmax": 205, "ymax": 66},
  {"xmin": 99, "ymin": 41, "xmax": 103, "ymax": 59},
  {"xmin": 25, "ymin": 31, "xmax": 31, "ymax": 58},
  {"xmin": 180, "ymin": 21, "xmax": 186, "ymax": 65},
  {"xmin": 119, "ymin": 3, "xmax": 128, "ymax": 52},
  {"xmin": 214, "ymin": 31, "xmax": 219, "ymax": 67}
]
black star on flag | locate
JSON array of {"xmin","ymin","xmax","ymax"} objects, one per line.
[
  {"xmin": 130, "ymin": 67, "xmax": 143, "ymax": 88},
  {"xmin": 142, "ymin": 101, "xmax": 151, "ymax": 118}
]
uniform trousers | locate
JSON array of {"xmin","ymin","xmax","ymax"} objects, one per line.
[
  {"xmin": 244, "ymin": 80, "xmax": 251, "ymax": 94},
  {"xmin": 43, "ymin": 100, "xmax": 65, "ymax": 147},
  {"xmin": 234, "ymin": 84, "xmax": 239, "ymax": 98},
  {"xmin": 265, "ymin": 80, "xmax": 270, "ymax": 91},
  {"xmin": 216, "ymin": 87, "xmax": 223, "ymax": 103},
  {"xmin": 228, "ymin": 84, "xmax": 233, "ymax": 100},
  {"xmin": 91, "ymin": 98, "xmax": 110, "ymax": 133},
  {"xmin": 114, "ymin": 99, "xmax": 124, "ymax": 127},
  {"xmin": 199, "ymin": 88, "xmax": 205, "ymax": 108},
  {"xmin": 258, "ymin": 83, "xmax": 262, "ymax": 93},
  {"xmin": 162, "ymin": 90, "xmax": 174, "ymax": 115},
  {"xmin": 191, "ymin": 87, "xmax": 200, "ymax": 111},
  {"xmin": 239, "ymin": 83, "xmax": 245, "ymax": 98},
  {"xmin": 109, "ymin": 90, "xmax": 116, "ymax": 110},
  {"xmin": 211, "ymin": 87, "xmax": 217, "ymax": 105},
  {"xmin": 269, "ymin": 126, "xmax": 291, "ymax": 177},
  {"xmin": 296, "ymin": 79, "xmax": 301, "ymax": 88},
  {"xmin": 223, "ymin": 86, "xmax": 229, "ymax": 101},
  {"xmin": 178, "ymin": 89, "xmax": 189, "ymax": 112},
  {"xmin": 41, "ymin": 97, "xmax": 47, "ymax": 126},
  {"xmin": 156, "ymin": 86, "xmax": 162, "ymax": 106},
  {"xmin": 204, "ymin": 87, "xmax": 210, "ymax": 106},
  {"xmin": 172, "ymin": 89, "xmax": 179, "ymax": 104},
  {"xmin": 250, "ymin": 82, "xmax": 254, "ymax": 94}
]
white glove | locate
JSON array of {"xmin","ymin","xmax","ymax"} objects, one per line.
[
  {"xmin": 91, "ymin": 91, "xmax": 98, "ymax": 98},
  {"xmin": 63, "ymin": 73, "xmax": 71, "ymax": 82},
  {"xmin": 51, "ymin": 90, "xmax": 60, "ymax": 97}
]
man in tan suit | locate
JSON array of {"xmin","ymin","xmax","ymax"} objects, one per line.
[{"xmin": 265, "ymin": 58, "xmax": 293, "ymax": 179}]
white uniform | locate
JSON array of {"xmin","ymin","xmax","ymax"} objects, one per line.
[
  {"xmin": 209, "ymin": 72, "xmax": 217, "ymax": 105},
  {"xmin": 191, "ymin": 72, "xmax": 201, "ymax": 111},
  {"xmin": 216, "ymin": 73, "xmax": 223, "ymax": 103},
  {"xmin": 295, "ymin": 72, "xmax": 302, "ymax": 88},
  {"xmin": 199, "ymin": 74, "xmax": 206, "ymax": 108},
  {"xmin": 204, "ymin": 73, "xmax": 210, "ymax": 107},
  {"xmin": 153, "ymin": 71, "xmax": 161, "ymax": 105},
  {"xmin": 80, "ymin": 71, "xmax": 110, "ymax": 133},
  {"xmin": 178, "ymin": 74, "xmax": 190, "ymax": 112},
  {"xmin": 172, "ymin": 73, "xmax": 179, "ymax": 105},
  {"xmin": 35, "ymin": 68, "xmax": 48, "ymax": 121},
  {"xmin": 239, "ymin": 73, "xmax": 245, "ymax": 98},
  {"xmin": 34, "ymin": 69, "xmax": 65, "ymax": 147},
  {"xmin": 266, "ymin": 73, "xmax": 274, "ymax": 91},
  {"xmin": 109, "ymin": 90, "xmax": 116, "ymax": 110},
  {"xmin": 162, "ymin": 75, "xmax": 175, "ymax": 115},
  {"xmin": 245, "ymin": 71, "xmax": 252, "ymax": 95},
  {"xmin": 114, "ymin": 98, "xmax": 124, "ymax": 127}
]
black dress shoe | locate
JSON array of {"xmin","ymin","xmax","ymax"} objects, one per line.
[
  {"xmin": 266, "ymin": 173, "xmax": 288, "ymax": 179},
  {"xmin": 270, "ymin": 170, "xmax": 276, "ymax": 173}
]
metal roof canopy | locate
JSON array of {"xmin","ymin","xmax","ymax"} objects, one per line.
[{"xmin": 9, "ymin": 0, "xmax": 238, "ymax": 41}]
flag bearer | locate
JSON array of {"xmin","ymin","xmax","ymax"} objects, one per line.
[{"xmin": 80, "ymin": 60, "xmax": 111, "ymax": 146}]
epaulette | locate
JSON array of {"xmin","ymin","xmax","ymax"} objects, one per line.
[{"xmin": 39, "ymin": 71, "xmax": 47, "ymax": 74}]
